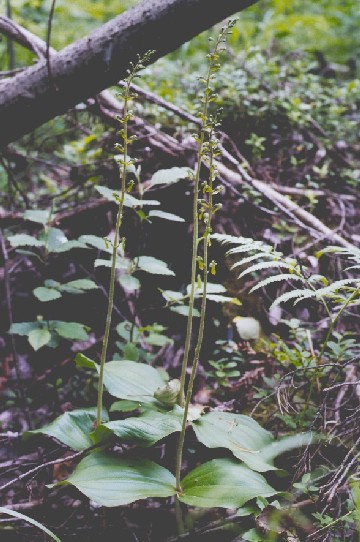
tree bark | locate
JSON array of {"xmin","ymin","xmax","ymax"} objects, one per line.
[{"xmin": 0, "ymin": 0, "xmax": 258, "ymax": 148}]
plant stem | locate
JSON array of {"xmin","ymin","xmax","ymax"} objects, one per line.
[
  {"xmin": 178, "ymin": 34, "xmax": 223, "ymax": 408},
  {"xmin": 176, "ymin": 126, "xmax": 217, "ymax": 493},
  {"xmin": 96, "ymin": 80, "xmax": 131, "ymax": 426}
]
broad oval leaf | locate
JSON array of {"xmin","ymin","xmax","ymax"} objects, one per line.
[
  {"xmin": 193, "ymin": 412, "xmax": 314, "ymax": 472},
  {"xmin": 193, "ymin": 411, "xmax": 274, "ymax": 472},
  {"xmin": 26, "ymin": 408, "xmax": 107, "ymax": 450},
  {"xmin": 179, "ymin": 458, "xmax": 276, "ymax": 509},
  {"xmin": 58, "ymin": 452, "xmax": 176, "ymax": 507},
  {"xmin": 28, "ymin": 328, "xmax": 51, "ymax": 350},
  {"xmin": 94, "ymin": 408, "xmax": 182, "ymax": 447},
  {"xmin": 76, "ymin": 357, "xmax": 167, "ymax": 404},
  {"xmin": 33, "ymin": 286, "xmax": 62, "ymax": 302}
]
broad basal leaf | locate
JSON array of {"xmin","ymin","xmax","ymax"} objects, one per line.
[
  {"xmin": 57, "ymin": 452, "xmax": 176, "ymax": 506},
  {"xmin": 179, "ymin": 458, "xmax": 276, "ymax": 508},
  {"xmin": 193, "ymin": 412, "xmax": 314, "ymax": 472},
  {"xmin": 27, "ymin": 408, "xmax": 107, "ymax": 450},
  {"xmin": 75, "ymin": 357, "xmax": 166, "ymax": 404},
  {"xmin": 94, "ymin": 408, "xmax": 182, "ymax": 447},
  {"xmin": 193, "ymin": 411, "xmax": 273, "ymax": 472}
]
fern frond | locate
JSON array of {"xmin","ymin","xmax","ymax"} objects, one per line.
[
  {"xmin": 270, "ymin": 289, "xmax": 315, "ymax": 309},
  {"xmin": 250, "ymin": 274, "xmax": 307, "ymax": 292},
  {"xmin": 315, "ymin": 279, "xmax": 360, "ymax": 299},
  {"xmin": 238, "ymin": 260, "xmax": 292, "ymax": 279},
  {"xmin": 318, "ymin": 246, "xmax": 360, "ymax": 262},
  {"xmin": 226, "ymin": 243, "xmax": 265, "ymax": 255},
  {"xmin": 212, "ymin": 233, "xmax": 247, "ymax": 245},
  {"xmin": 231, "ymin": 253, "xmax": 273, "ymax": 269},
  {"xmin": 345, "ymin": 265, "xmax": 360, "ymax": 272}
]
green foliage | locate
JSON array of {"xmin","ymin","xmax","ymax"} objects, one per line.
[
  {"xmin": 55, "ymin": 452, "xmax": 176, "ymax": 507},
  {"xmin": 179, "ymin": 458, "xmax": 277, "ymax": 509},
  {"xmin": 26, "ymin": 408, "xmax": 107, "ymax": 450},
  {"xmin": 33, "ymin": 278, "xmax": 98, "ymax": 302},
  {"xmin": 10, "ymin": 319, "xmax": 90, "ymax": 350}
]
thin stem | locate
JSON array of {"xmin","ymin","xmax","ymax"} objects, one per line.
[
  {"xmin": 96, "ymin": 80, "xmax": 131, "ymax": 426},
  {"xmin": 176, "ymin": 130, "xmax": 216, "ymax": 492},
  {"xmin": 178, "ymin": 33, "xmax": 223, "ymax": 407}
]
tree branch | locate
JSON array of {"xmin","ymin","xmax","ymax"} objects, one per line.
[{"xmin": 0, "ymin": 0, "xmax": 259, "ymax": 147}]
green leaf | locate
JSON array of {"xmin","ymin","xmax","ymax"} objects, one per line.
[
  {"xmin": 116, "ymin": 321, "xmax": 141, "ymax": 342},
  {"xmin": 75, "ymin": 353, "xmax": 97, "ymax": 369},
  {"xmin": 26, "ymin": 409, "xmax": 107, "ymax": 450},
  {"xmin": 8, "ymin": 234, "xmax": 45, "ymax": 248},
  {"xmin": 148, "ymin": 210, "xmax": 185, "ymax": 222},
  {"xmin": 188, "ymin": 283, "xmax": 227, "ymax": 295},
  {"xmin": 28, "ymin": 328, "xmax": 51, "ymax": 350},
  {"xmin": 46, "ymin": 228, "xmax": 68, "ymax": 251},
  {"xmin": 33, "ymin": 286, "xmax": 62, "ymax": 302},
  {"xmin": 123, "ymin": 342, "xmax": 140, "ymax": 361},
  {"xmin": 95, "ymin": 186, "xmax": 160, "ymax": 208},
  {"xmin": 54, "ymin": 322, "xmax": 89, "ymax": 341},
  {"xmin": 58, "ymin": 452, "xmax": 176, "ymax": 506},
  {"xmin": 9, "ymin": 322, "xmax": 40, "ymax": 335},
  {"xmin": 23, "ymin": 209, "xmax": 50, "ymax": 225},
  {"xmin": 82, "ymin": 359, "xmax": 166, "ymax": 404},
  {"xmin": 110, "ymin": 400, "xmax": 143, "ymax": 413},
  {"xmin": 143, "ymin": 333, "xmax": 173, "ymax": 347},
  {"xmin": 137, "ymin": 256, "xmax": 175, "ymax": 276},
  {"xmin": 78, "ymin": 235, "xmax": 111, "ymax": 252},
  {"xmin": 0, "ymin": 507, "xmax": 61, "ymax": 542},
  {"xmin": 170, "ymin": 305, "xmax": 200, "ymax": 317},
  {"xmin": 94, "ymin": 408, "xmax": 182, "ymax": 447},
  {"xmin": 65, "ymin": 279, "xmax": 98, "ymax": 291},
  {"xmin": 94, "ymin": 257, "xmax": 129, "ymax": 270},
  {"xmin": 193, "ymin": 412, "xmax": 315, "ymax": 472},
  {"xmin": 148, "ymin": 167, "xmax": 192, "ymax": 187},
  {"xmin": 119, "ymin": 274, "xmax": 141, "ymax": 291},
  {"xmin": 193, "ymin": 411, "xmax": 274, "ymax": 472},
  {"xmin": 179, "ymin": 458, "xmax": 276, "ymax": 509},
  {"xmin": 162, "ymin": 290, "xmax": 185, "ymax": 302},
  {"xmin": 51, "ymin": 240, "xmax": 89, "ymax": 253}
]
